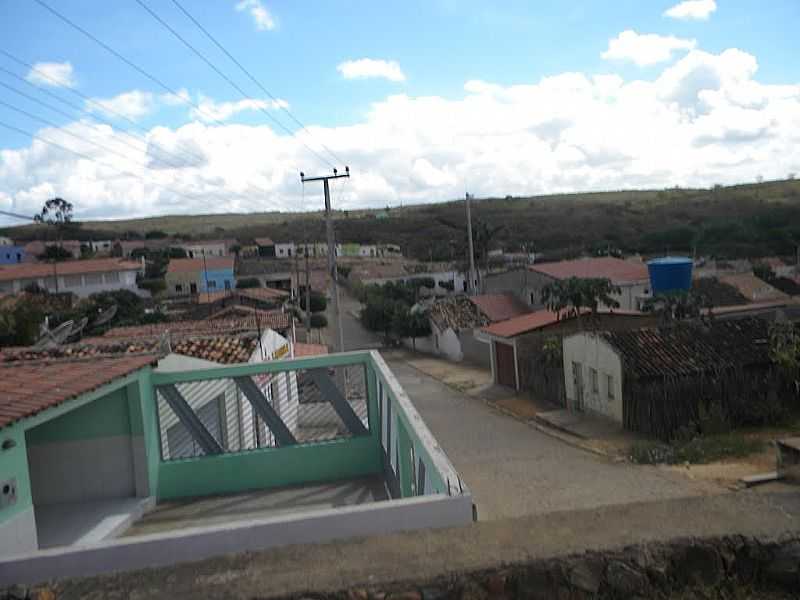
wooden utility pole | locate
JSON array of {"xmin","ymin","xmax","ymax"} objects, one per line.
[
  {"xmin": 300, "ymin": 167, "xmax": 350, "ymax": 353},
  {"xmin": 465, "ymin": 192, "xmax": 477, "ymax": 295}
]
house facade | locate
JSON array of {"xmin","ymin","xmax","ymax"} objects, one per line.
[
  {"xmin": 254, "ymin": 238, "xmax": 276, "ymax": 258},
  {"xmin": 0, "ymin": 258, "xmax": 144, "ymax": 297},
  {"xmin": 0, "ymin": 239, "xmax": 24, "ymax": 265},
  {"xmin": 561, "ymin": 318, "xmax": 775, "ymax": 438},
  {"xmin": 179, "ymin": 240, "xmax": 231, "ymax": 259},
  {"xmin": 166, "ymin": 257, "xmax": 235, "ymax": 296},
  {"xmin": 274, "ymin": 242, "xmax": 295, "ymax": 258}
]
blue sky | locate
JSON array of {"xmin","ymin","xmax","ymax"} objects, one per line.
[{"xmin": 0, "ymin": 0, "xmax": 798, "ymax": 223}]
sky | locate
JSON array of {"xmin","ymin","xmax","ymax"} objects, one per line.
[{"xmin": 0, "ymin": 0, "xmax": 798, "ymax": 225}]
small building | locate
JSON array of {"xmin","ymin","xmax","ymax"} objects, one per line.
[
  {"xmin": 0, "ymin": 258, "xmax": 144, "ymax": 297},
  {"xmin": 0, "ymin": 238, "xmax": 24, "ymax": 265},
  {"xmin": 415, "ymin": 293, "xmax": 530, "ymax": 368},
  {"xmin": 165, "ymin": 257, "xmax": 234, "ymax": 297},
  {"xmin": 358, "ymin": 245, "xmax": 378, "ymax": 258},
  {"xmin": 526, "ymin": 257, "xmax": 651, "ymax": 311},
  {"xmin": 22, "ymin": 240, "xmax": 82, "ymax": 262},
  {"xmin": 254, "ymin": 238, "xmax": 276, "ymax": 258},
  {"xmin": 179, "ymin": 240, "xmax": 231, "ymax": 259},
  {"xmin": 481, "ymin": 309, "xmax": 657, "ymax": 392},
  {"xmin": 377, "ymin": 243, "xmax": 402, "ymax": 258},
  {"xmin": 562, "ymin": 318, "xmax": 774, "ymax": 438},
  {"xmin": 758, "ymin": 257, "xmax": 795, "ymax": 279},
  {"xmin": 720, "ymin": 272, "xmax": 789, "ymax": 303},
  {"xmin": 274, "ymin": 242, "xmax": 295, "ymax": 258},
  {"xmin": 89, "ymin": 240, "xmax": 114, "ymax": 255}
]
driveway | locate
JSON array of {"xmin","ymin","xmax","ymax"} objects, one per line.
[{"xmin": 383, "ymin": 355, "xmax": 723, "ymax": 521}]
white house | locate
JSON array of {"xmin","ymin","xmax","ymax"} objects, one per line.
[
  {"xmin": 179, "ymin": 240, "xmax": 231, "ymax": 259},
  {"xmin": 358, "ymin": 245, "xmax": 377, "ymax": 258},
  {"xmin": 274, "ymin": 243, "xmax": 295, "ymax": 258},
  {"xmin": 562, "ymin": 332, "xmax": 624, "ymax": 423},
  {"xmin": 0, "ymin": 258, "xmax": 144, "ymax": 297},
  {"xmin": 89, "ymin": 240, "xmax": 115, "ymax": 255}
]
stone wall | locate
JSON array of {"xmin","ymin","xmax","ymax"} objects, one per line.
[{"xmin": 261, "ymin": 534, "xmax": 800, "ymax": 600}]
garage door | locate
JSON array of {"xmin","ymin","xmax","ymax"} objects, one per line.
[{"xmin": 495, "ymin": 342, "xmax": 516, "ymax": 388}]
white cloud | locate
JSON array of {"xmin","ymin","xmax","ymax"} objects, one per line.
[
  {"xmin": 235, "ymin": 0, "xmax": 275, "ymax": 31},
  {"xmin": 664, "ymin": 0, "xmax": 717, "ymax": 20},
  {"xmin": 86, "ymin": 90, "xmax": 155, "ymax": 121},
  {"xmin": 602, "ymin": 30, "xmax": 696, "ymax": 66},
  {"xmin": 2, "ymin": 47, "xmax": 799, "ymax": 225},
  {"xmin": 25, "ymin": 61, "xmax": 76, "ymax": 88},
  {"xmin": 191, "ymin": 95, "xmax": 288, "ymax": 122},
  {"xmin": 337, "ymin": 58, "xmax": 406, "ymax": 82}
]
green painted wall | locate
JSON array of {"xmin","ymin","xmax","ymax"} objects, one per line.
[
  {"xmin": 0, "ymin": 423, "xmax": 32, "ymax": 524},
  {"xmin": 26, "ymin": 387, "xmax": 131, "ymax": 446},
  {"xmin": 157, "ymin": 436, "xmax": 381, "ymax": 500},
  {"xmin": 134, "ymin": 370, "xmax": 160, "ymax": 500}
]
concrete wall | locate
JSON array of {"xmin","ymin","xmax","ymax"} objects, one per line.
[
  {"xmin": 182, "ymin": 243, "xmax": 227, "ymax": 258},
  {"xmin": 0, "ymin": 424, "xmax": 36, "ymax": 558},
  {"xmin": 562, "ymin": 333, "xmax": 623, "ymax": 422},
  {"xmin": 460, "ymin": 331, "xmax": 491, "ymax": 368},
  {"xmin": 0, "ymin": 269, "xmax": 140, "ymax": 297}
]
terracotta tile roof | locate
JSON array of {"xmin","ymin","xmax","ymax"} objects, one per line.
[
  {"xmin": 719, "ymin": 273, "xmax": 789, "ymax": 303},
  {"xmin": 469, "ymin": 293, "xmax": 531, "ymax": 323},
  {"xmin": 598, "ymin": 317, "xmax": 770, "ymax": 379},
  {"xmin": 0, "ymin": 355, "xmax": 156, "ymax": 429},
  {"xmin": 254, "ymin": 237, "xmax": 274, "ymax": 247},
  {"xmin": 204, "ymin": 307, "xmax": 291, "ymax": 330},
  {"xmin": 171, "ymin": 335, "xmax": 258, "ymax": 364},
  {"xmin": 195, "ymin": 290, "xmax": 237, "ymax": 304},
  {"xmin": 238, "ymin": 287, "xmax": 290, "ymax": 302},
  {"xmin": 103, "ymin": 313, "xmax": 290, "ymax": 338},
  {"xmin": 293, "ymin": 343, "xmax": 328, "ymax": 357},
  {"xmin": 430, "ymin": 295, "xmax": 489, "ymax": 331},
  {"xmin": 0, "ymin": 258, "xmax": 142, "ymax": 282},
  {"xmin": 529, "ymin": 257, "xmax": 649, "ymax": 283},
  {"xmin": 166, "ymin": 257, "xmax": 234, "ymax": 273},
  {"xmin": 482, "ymin": 308, "xmax": 647, "ymax": 338}
]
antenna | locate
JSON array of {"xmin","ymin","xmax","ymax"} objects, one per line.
[
  {"xmin": 66, "ymin": 316, "xmax": 89, "ymax": 342},
  {"xmin": 31, "ymin": 319, "xmax": 74, "ymax": 350},
  {"xmin": 93, "ymin": 304, "xmax": 118, "ymax": 327}
]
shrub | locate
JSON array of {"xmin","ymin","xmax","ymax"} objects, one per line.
[
  {"xmin": 309, "ymin": 313, "xmax": 328, "ymax": 329},
  {"xmin": 300, "ymin": 292, "xmax": 327, "ymax": 313},
  {"xmin": 138, "ymin": 278, "xmax": 166, "ymax": 295},
  {"xmin": 236, "ymin": 277, "xmax": 261, "ymax": 289}
]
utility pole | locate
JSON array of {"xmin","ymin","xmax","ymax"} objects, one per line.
[
  {"xmin": 304, "ymin": 244, "xmax": 311, "ymax": 337},
  {"xmin": 300, "ymin": 167, "xmax": 350, "ymax": 353},
  {"xmin": 465, "ymin": 192, "xmax": 477, "ymax": 295}
]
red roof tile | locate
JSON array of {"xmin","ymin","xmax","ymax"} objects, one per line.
[
  {"xmin": 0, "ymin": 355, "xmax": 156, "ymax": 429},
  {"xmin": 0, "ymin": 258, "xmax": 142, "ymax": 282},
  {"xmin": 293, "ymin": 343, "xmax": 328, "ymax": 357},
  {"xmin": 470, "ymin": 293, "xmax": 531, "ymax": 323},
  {"xmin": 529, "ymin": 257, "xmax": 649, "ymax": 283},
  {"xmin": 482, "ymin": 308, "xmax": 647, "ymax": 338},
  {"xmin": 238, "ymin": 287, "xmax": 290, "ymax": 302},
  {"xmin": 167, "ymin": 257, "xmax": 234, "ymax": 273},
  {"xmin": 103, "ymin": 313, "xmax": 291, "ymax": 338},
  {"xmin": 254, "ymin": 237, "xmax": 274, "ymax": 247}
]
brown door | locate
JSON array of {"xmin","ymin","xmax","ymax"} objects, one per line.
[{"xmin": 495, "ymin": 342, "xmax": 516, "ymax": 388}]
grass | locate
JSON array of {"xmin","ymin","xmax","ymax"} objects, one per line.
[{"xmin": 630, "ymin": 433, "xmax": 766, "ymax": 465}]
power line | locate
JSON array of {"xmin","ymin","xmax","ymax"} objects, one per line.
[
  {"xmin": 169, "ymin": 0, "xmax": 347, "ymax": 167},
  {"xmin": 0, "ymin": 53, "xmax": 207, "ymax": 169},
  {"xmin": 0, "ymin": 209, "xmax": 35, "ymax": 222},
  {"xmin": 133, "ymin": 0, "xmax": 333, "ymax": 170},
  {"xmin": 0, "ymin": 117, "xmax": 244, "ymax": 209}
]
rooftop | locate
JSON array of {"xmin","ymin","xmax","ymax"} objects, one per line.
[
  {"xmin": 253, "ymin": 237, "xmax": 274, "ymax": 246},
  {"xmin": 205, "ymin": 305, "xmax": 291, "ymax": 328},
  {"xmin": 166, "ymin": 257, "xmax": 234, "ymax": 273},
  {"xmin": 238, "ymin": 287, "xmax": 290, "ymax": 302},
  {"xmin": 482, "ymin": 308, "xmax": 649, "ymax": 338},
  {"xmin": 293, "ymin": 342, "xmax": 328, "ymax": 357},
  {"xmin": 469, "ymin": 293, "xmax": 531, "ymax": 323},
  {"xmin": 103, "ymin": 313, "xmax": 290, "ymax": 338},
  {"xmin": 719, "ymin": 272, "xmax": 789, "ymax": 302},
  {"xmin": 529, "ymin": 257, "xmax": 649, "ymax": 283},
  {"xmin": 0, "ymin": 355, "xmax": 156, "ymax": 429},
  {"xmin": 430, "ymin": 295, "xmax": 489, "ymax": 331},
  {"xmin": 0, "ymin": 258, "xmax": 142, "ymax": 282},
  {"xmin": 598, "ymin": 317, "xmax": 770, "ymax": 379}
]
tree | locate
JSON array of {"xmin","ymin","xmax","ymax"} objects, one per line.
[
  {"xmin": 300, "ymin": 291, "xmax": 327, "ymax": 313},
  {"xmin": 34, "ymin": 197, "xmax": 74, "ymax": 233},
  {"xmin": 145, "ymin": 230, "xmax": 168, "ymax": 239},
  {"xmin": 769, "ymin": 322, "xmax": 800, "ymax": 392},
  {"xmin": 643, "ymin": 291, "xmax": 707, "ymax": 326},
  {"xmin": 309, "ymin": 313, "xmax": 328, "ymax": 329},
  {"xmin": 236, "ymin": 277, "xmax": 261, "ymax": 289},
  {"xmin": 38, "ymin": 245, "xmax": 73, "ymax": 262},
  {"xmin": 229, "ymin": 244, "xmax": 242, "ymax": 259},
  {"xmin": 394, "ymin": 306, "xmax": 431, "ymax": 350},
  {"xmin": 540, "ymin": 277, "xmax": 621, "ymax": 327}
]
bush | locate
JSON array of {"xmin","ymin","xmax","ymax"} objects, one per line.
[
  {"xmin": 137, "ymin": 278, "xmax": 166, "ymax": 295},
  {"xmin": 630, "ymin": 434, "xmax": 764, "ymax": 465},
  {"xmin": 300, "ymin": 292, "xmax": 327, "ymax": 313},
  {"xmin": 236, "ymin": 277, "xmax": 261, "ymax": 289},
  {"xmin": 309, "ymin": 313, "xmax": 328, "ymax": 329}
]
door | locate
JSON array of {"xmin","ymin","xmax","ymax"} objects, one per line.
[
  {"xmin": 495, "ymin": 342, "xmax": 516, "ymax": 388},
  {"xmin": 571, "ymin": 361, "xmax": 584, "ymax": 411},
  {"xmin": 190, "ymin": 282, "xmax": 198, "ymax": 294}
]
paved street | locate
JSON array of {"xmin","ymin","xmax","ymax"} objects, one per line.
[
  {"xmin": 328, "ymin": 288, "xmax": 722, "ymax": 521},
  {"xmin": 384, "ymin": 356, "xmax": 722, "ymax": 521}
]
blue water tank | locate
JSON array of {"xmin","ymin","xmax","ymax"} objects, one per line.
[{"xmin": 647, "ymin": 256, "xmax": 693, "ymax": 295}]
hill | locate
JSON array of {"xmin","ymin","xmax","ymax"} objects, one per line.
[{"xmin": 3, "ymin": 178, "xmax": 800, "ymax": 261}]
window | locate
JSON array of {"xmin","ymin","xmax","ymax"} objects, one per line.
[
  {"xmin": 104, "ymin": 271, "xmax": 120, "ymax": 283},
  {"xmin": 606, "ymin": 374, "xmax": 615, "ymax": 400},
  {"xmin": 84, "ymin": 273, "xmax": 103, "ymax": 285},
  {"xmin": 590, "ymin": 367, "xmax": 599, "ymax": 393},
  {"xmin": 190, "ymin": 283, "xmax": 198, "ymax": 294},
  {"xmin": 175, "ymin": 284, "xmax": 183, "ymax": 293},
  {"xmin": 207, "ymin": 280, "xmax": 217, "ymax": 290},
  {"xmin": 530, "ymin": 292, "xmax": 535, "ymax": 305},
  {"xmin": 224, "ymin": 279, "xmax": 231, "ymax": 290}
]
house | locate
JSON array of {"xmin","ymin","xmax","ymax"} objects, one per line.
[
  {"xmin": 758, "ymin": 257, "xmax": 795, "ymax": 278},
  {"xmin": 102, "ymin": 311, "xmax": 293, "ymax": 339},
  {"xmin": 179, "ymin": 240, "xmax": 231, "ymax": 259},
  {"xmin": 274, "ymin": 242, "xmax": 295, "ymax": 258},
  {"xmin": 0, "ymin": 238, "xmax": 24, "ymax": 264},
  {"xmin": 358, "ymin": 245, "xmax": 378, "ymax": 258},
  {"xmin": 414, "ymin": 293, "xmax": 530, "ymax": 367},
  {"xmin": 165, "ymin": 257, "xmax": 235, "ymax": 296},
  {"xmin": 22, "ymin": 240, "xmax": 82, "ymax": 262},
  {"xmin": 719, "ymin": 272, "xmax": 789, "ymax": 303},
  {"xmin": 0, "ymin": 258, "xmax": 144, "ymax": 297},
  {"xmin": 526, "ymin": 257, "xmax": 650, "ymax": 311},
  {"xmin": 89, "ymin": 240, "xmax": 114, "ymax": 255},
  {"xmin": 254, "ymin": 238, "xmax": 276, "ymax": 258},
  {"xmin": 561, "ymin": 318, "xmax": 774, "ymax": 438},
  {"xmin": 481, "ymin": 309, "xmax": 656, "ymax": 392},
  {"xmin": 0, "ymin": 345, "xmax": 470, "ymax": 581}
]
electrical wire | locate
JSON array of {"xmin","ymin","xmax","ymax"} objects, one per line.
[
  {"xmin": 132, "ymin": 0, "xmax": 332, "ymax": 170},
  {"xmin": 169, "ymin": 0, "xmax": 347, "ymax": 168},
  {"xmin": 0, "ymin": 209, "xmax": 35, "ymax": 221},
  {"xmin": 0, "ymin": 49, "xmax": 208, "ymax": 168},
  {"xmin": 0, "ymin": 117, "xmax": 237, "ymax": 207}
]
